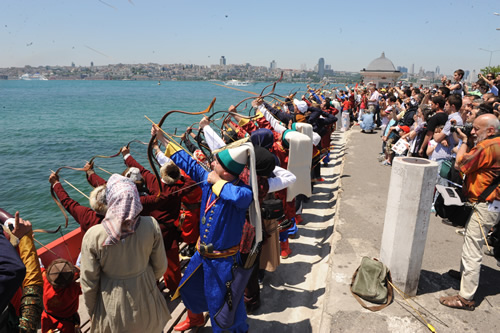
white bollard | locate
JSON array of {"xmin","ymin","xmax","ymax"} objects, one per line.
[{"xmin": 380, "ymin": 157, "xmax": 438, "ymax": 296}]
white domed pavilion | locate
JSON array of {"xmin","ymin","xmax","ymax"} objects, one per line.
[{"xmin": 360, "ymin": 52, "xmax": 402, "ymax": 88}]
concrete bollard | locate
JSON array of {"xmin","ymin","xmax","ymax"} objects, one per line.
[{"xmin": 380, "ymin": 157, "xmax": 438, "ymax": 296}]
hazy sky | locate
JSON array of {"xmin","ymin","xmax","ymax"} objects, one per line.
[{"xmin": 1, "ymin": 0, "xmax": 500, "ymax": 75}]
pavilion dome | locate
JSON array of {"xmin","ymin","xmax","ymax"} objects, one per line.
[{"xmin": 365, "ymin": 52, "xmax": 396, "ymax": 71}]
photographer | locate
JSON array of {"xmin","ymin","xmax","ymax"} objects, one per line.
[
  {"xmin": 440, "ymin": 114, "xmax": 500, "ymax": 311},
  {"xmin": 478, "ymin": 73, "xmax": 499, "ymax": 97},
  {"xmin": 431, "ymin": 95, "xmax": 464, "ymax": 182}
]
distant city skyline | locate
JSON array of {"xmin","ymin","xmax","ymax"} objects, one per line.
[{"xmin": 1, "ymin": 1, "xmax": 499, "ymax": 74}]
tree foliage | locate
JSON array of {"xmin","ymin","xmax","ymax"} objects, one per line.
[{"xmin": 480, "ymin": 65, "xmax": 500, "ymax": 75}]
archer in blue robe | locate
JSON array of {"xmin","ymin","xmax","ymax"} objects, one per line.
[{"xmin": 169, "ymin": 149, "xmax": 252, "ymax": 333}]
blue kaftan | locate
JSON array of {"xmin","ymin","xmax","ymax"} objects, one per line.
[{"xmin": 170, "ymin": 150, "xmax": 252, "ymax": 333}]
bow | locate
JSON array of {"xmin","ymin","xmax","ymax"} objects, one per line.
[
  {"xmin": 147, "ymin": 97, "xmax": 216, "ymax": 197},
  {"xmin": 49, "ymin": 165, "xmax": 90, "ymax": 231}
]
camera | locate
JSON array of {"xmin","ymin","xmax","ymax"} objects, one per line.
[{"xmin": 450, "ymin": 123, "xmax": 473, "ymax": 136}]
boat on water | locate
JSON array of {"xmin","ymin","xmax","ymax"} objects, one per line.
[
  {"xmin": 19, "ymin": 73, "xmax": 48, "ymax": 80},
  {"xmin": 36, "ymin": 227, "xmax": 83, "ymax": 266},
  {"xmin": 224, "ymin": 79, "xmax": 252, "ymax": 86}
]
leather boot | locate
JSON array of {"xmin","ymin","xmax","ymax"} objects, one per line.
[
  {"xmin": 173, "ymin": 310, "xmax": 204, "ymax": 331},
  {"xmin": 280, "ymin": 240, "xmax": 291, "ymax": 259}
]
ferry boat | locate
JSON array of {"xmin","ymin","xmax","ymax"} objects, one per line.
[
  {"xmin": 19, "ymin": 73, "xmax": 48, "ymax": 80},
  {"xmin": 224, "ymin": 79, "xmax": 251, "ymax": 86}
]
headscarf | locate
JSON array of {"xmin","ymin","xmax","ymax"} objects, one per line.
[{"xmin": 101, "ymin": 174, "xmax": 143, "ymax": 246}]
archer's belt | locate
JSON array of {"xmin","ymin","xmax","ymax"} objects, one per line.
[{"xmin": 196, "ymin": 240, "xmax": 239, "ymax": 259}]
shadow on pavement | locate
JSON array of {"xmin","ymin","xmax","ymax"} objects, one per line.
[
  {"xmin": 247, "ymin": 318, "xmax": 313, "ymax": 333},
  {"xmin": 257, "ymin": 286, "xmax": 326, "ymax": 313}
]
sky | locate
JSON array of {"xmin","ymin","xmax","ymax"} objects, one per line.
[{"xmin": 1, "ymin": 0, "xmax": 500, "ymax": 75}]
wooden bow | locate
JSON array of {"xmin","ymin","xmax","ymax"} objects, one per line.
[
  {"xmin": 147, "ymin": 97, "xmax": 216, "ymax": 197},
  {"xmin": 49, "ymin": 165, "xmax": 90, "ymax": 231}
]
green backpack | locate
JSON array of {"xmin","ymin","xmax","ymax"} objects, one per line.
[{"xmin": 350, "ymin": 257, "xmax": 393, "ymax": 311}]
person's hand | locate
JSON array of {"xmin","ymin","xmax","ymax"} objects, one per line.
[
  {"xmin": 150, "ymin": 125, "xmax": 159, "ymax": 137},
  {"xmin": 228, "ymin": 105, "xmax": 237, "ymax": 113},
  {"xmin": 83, "ymin": 162, "xmax": 94, "ymax": 173},
  {"xmin": 12, "ymin": 211, "xmax": 32, "ymax": 239},
  {"xmin": 151, "ymin": 125, "xmax": 167, "ymax": 145},
  {"xmin": 251, "ymin": 98, "xmax": 263, "ymax": 108},
  {"xmin": 207, "ymin": 170, "xmax": 222, "ymax": 184},
  {"xmin": 493, "ymin": 102, "xmax": 500, "ymax": 117},
  {"xmin": 456, "ymin": 128, "xmax": 468, "ymax": 142},
  {"xmin": 180, "ymin": 132, "xmax": 187, "ymax": 142},
  {"xmin": 199, "ymin": 116, "xmax": 210, "ymax": 128},
  {"xmin": 441, "ymin": 139, "xmax": 449, "ymax": 147},
  {"xmin": 49, "ymin": 172, "xmax": 60, "ymax": 185},
  {"xmin": 121, "ymin": 146, "xmax": 130, "ymax": 156}
]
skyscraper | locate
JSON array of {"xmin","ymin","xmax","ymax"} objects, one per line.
[
  {"xmin": 270, "ymin": 60, "xmax": 277, "ymax": 70},
  {"xmin": 220, "ymin": 56, "xmax": 226, "ymax": 66},
  {"xmin": 435, "ymin": 66, "xmax": 440, "ymax": 75},
  {"xmin": 318, "ymin": 58, "xmax": 325, "ymax": 78}
]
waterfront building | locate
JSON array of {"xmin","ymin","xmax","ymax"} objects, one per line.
[
  {"xmin": 360, "ymin": 52, "xmax": 402, "ymax": 88},
  {"xmin": 318, "ymin": 58, "xmax": 325, "ymax": 78}
]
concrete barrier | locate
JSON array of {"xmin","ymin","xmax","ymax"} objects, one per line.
[{"xmin": 380, "ymin": 157, "xmax": 438, "ymax": 296}]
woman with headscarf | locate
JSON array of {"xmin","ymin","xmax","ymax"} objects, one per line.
[{"xmin": 80, "ymin": 174, "xmax": 170, "ymax": 333}]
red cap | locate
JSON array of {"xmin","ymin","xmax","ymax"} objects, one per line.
[{"xmin": 399, "ymin": 126, "xmax": 410, "ymax": 133}]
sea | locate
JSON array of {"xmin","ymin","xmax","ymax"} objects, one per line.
[{"xmin": 0, "ymin": 80, "xmax": 323, "ymax": 246}]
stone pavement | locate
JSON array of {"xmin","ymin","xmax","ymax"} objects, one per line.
[{"xmin": 319, "ymin": 128, "xmax": 500, "ymax": 333}]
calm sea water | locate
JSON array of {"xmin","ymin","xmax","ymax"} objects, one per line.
[{"xmin": 0, "ymin": 80, "xmax": 319, "ymax": 245}]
